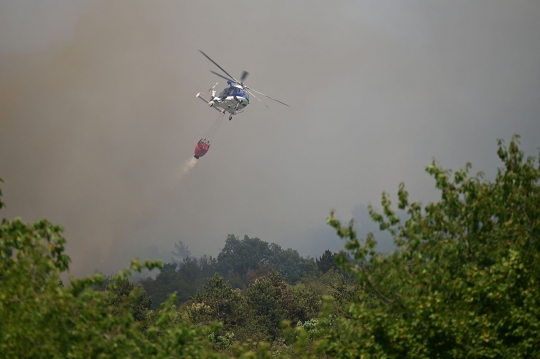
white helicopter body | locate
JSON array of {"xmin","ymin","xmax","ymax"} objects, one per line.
[{"xmin": 195, "ymin": 51, "xmax": 288, "ymax": 121}]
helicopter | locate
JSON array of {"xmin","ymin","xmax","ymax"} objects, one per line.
[{"xmin": 196, "ymin": 51, "xmax": 289, "ymax": 121}]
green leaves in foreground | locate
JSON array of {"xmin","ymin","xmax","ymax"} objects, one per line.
[
  {"xmin": 2, "ymin": 134, "xmax": 539, "ymax": 358},
  {"xmin": 0, "ymin": 205, "xmax": 225, "ymax": 358},
  {"xmin": 323, "ymin": 135, "xmax": 540, "ymax": 358}
]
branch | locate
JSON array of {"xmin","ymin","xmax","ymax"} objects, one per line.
[
  {"xmin": 361, "ymin": 264, "xmax": 394, "ymax": 304},
  {"xmin": 392, "ymin": 291, "xmax": 416, "ymax": 317}
]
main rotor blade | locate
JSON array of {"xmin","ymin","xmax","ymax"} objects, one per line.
[
  {"xmin": 245, "ymin": 86, "xmax": 290, "ymax": 107},
  {"xmin": 240, "ymin": 71, "xmax": 249, "ymax": 83},
  {"xmin": 246, "ymin": 90, "xmax": 269, "ymax": 108},
  {"xmin": 210, "ymin": 71, "xmax": 234, "ymax": 82},
  {"xmin": 199, "ymin": 50, "xmax": 238, "ymax": 82}
]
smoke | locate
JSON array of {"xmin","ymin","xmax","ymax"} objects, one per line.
[
  {"xmin": 1, "ymin": 0, "xmax": 539, "ymax": 276},
  {"xmin": 0, "ymin": 1, "xmax": 201, "ymax": 276}
]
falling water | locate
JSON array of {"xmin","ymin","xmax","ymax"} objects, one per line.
[{"xmin": 175, "ymin": 157, "xmax": 198, "ymax": 182}]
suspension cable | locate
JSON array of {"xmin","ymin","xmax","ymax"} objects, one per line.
[{"xmin": 202, "ymin": 112, "xmax": 225, "ymax": 141}]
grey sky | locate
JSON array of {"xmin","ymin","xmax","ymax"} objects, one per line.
[{"xmin": 1, "ymin": 0, "xmax": 539, "ymax": 276}]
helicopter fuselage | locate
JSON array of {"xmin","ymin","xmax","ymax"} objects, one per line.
[
  {"xmin": 195, "ymin": 51, "xmax": 288, "ymax": 121},
  {"xmin": 196, "ymin": 82, "xmax": 250, "ymax": 117}
]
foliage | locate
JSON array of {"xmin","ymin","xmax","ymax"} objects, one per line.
[
  {"xmin": 246, "ymin": 270, "xmax": 290, "ymax": 341},
  {"xmin": 0, "ymin": 186, "xmax": 226, "ymax": 358},
  {"xmin": 296, "ymin": 268, "xmax": 346, "ymax": 297},
  {"xmin": 218, "ymin": 235, "xmax": 271, "ymax": 277},
  {"xmin": 142, "ymin": 235, "xmax": 318, "ymax": 309},
  {"xmin": 208, "ymin": 331, "xmax": 235, "ymax": 351},
  {"xmin": 189, "ymin": 273, "xmax": 249, "ymax": 331},
  {"xmin": 296, "ymin": 319, "xmax": 319, "ymax": 342},
  {"xmin": 315, "ymin": 249, "xmax": 338, "ymax": 274},
  {"xmin": 3, "ymin": 134, "xmax": 536, "ymax": 358},
  {"xmin": 267, "ymin": 244, "xmax": 318, "ymax": 284},
  {"xmin": 321, "ymin": 135, "xmax": 540, "ymax": 358},
  {"xmin": 245, "ymin": 270, "xmax": 321, "ymax": 341},
  {"xmin": 217, "ymin": 235, "xmax": 316, "ymax": 286},
  {"xmin": 184, "ymin": 269, "xmax": 324, "ymax": 348},
  {"xmin": 281, "ymin": 284, "xmax": 322, "ymax": 326},
  {"xmin": 171, "ymin": 239, "xmax": 192, "ymax": 262},
  {"xmin": 105, "ymin": 277, "xmax": 153, "ymax": 330},
  {"xmin": 140, "ymin": 256, "xmax": 217, "ymax": 308}
]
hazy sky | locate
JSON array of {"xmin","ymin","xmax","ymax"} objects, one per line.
[{"xmin": 1, "ymin": 0, "xmax": 539, "ymax": 276}]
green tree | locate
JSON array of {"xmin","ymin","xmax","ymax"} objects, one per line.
[
  {"xmin": 268, "ymin": 244, "xmax": 317, "ymax": 283},
  {"xmin": 189, "ymin": 273, "xmax": 249, "ymax": 330},
  {"xmin": 247, "ymin": 270, "xmax": 289, "ymax": 341},
  {"xmin": 140, "ymin": 255, "xmax": 219, "ymax": 309},
  {"xmin": 216, "ymin": 234, "xmax": 316, "ymax": 288},
  {"xmin": 315, "ymin": 249, "xmax": 337, "ymax": 274},
  {"xmin": 281, "ymin": 283, "xmax": 322, "ymax": 325},
  {"xmin": 140, "ymin": 262, "xmax": 181, "ymax": 307},
  {"xmin": 246, "ymin": 270, "xmax": 321, "ymax": 342},
  {"xmin": 217, "ymin": 234, "xmax": 272, "ymax": 278},
  {"xmin": 0, "ymin": 180, "xmax": 226, "ymax": 358},
  {"xmin": 320, "ymin": 135, "xmax": 540, "ymax": 358},
  {"xmin": 106, "ymin": 277, "xmax": 152, "ymax": 323}
]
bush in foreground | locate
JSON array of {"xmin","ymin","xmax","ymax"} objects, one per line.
[{"xmin": 321, "ymin": 135, "xmax": 540, "ymax": 358}]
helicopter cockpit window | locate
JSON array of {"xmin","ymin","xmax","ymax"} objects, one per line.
[
  {"xmin": 234, "ymin": 88, "xmax": 247, "ymax": 97},
  {"xmin": 219, "ymin": 87, "xmax": 248, "ymax": 99},
  {"xmin": 220, "ymin": 88, "xmax": 232, "ymax": 97}
]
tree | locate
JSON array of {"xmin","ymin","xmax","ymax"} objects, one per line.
[
  {"xmin": 246, "ymin": 270, "xmax": 289, "ymax": 340},
  {"xmin": 106, "ymin": 277, "xmax": 152, "ymax": 323},
  {"xmin": 0, "ymin": 179, "xmax": 226, "ymax": 358},
  {"xmin": 217, "ymin": 234, "xmax": 272, "ymax": 278},
  {"xmin": 189, "ymin": 273, "xmax": 249, "ymax": 330},
  {"xmin": 215, "ymin": 234, "xmax": 317, "ymax": 288},
  {"xmin": 245, "ymin": 270, "xmax": 321, "ymax": 342},
  {"xmin": 171, "ymin": 239, "xmax": 191, "ymax": 262},
  {"xmin": 315, "ymin": 249, "xmax": 338, "ymax": 274},
  {"xmin": 281, "ymin": 283, "xmax": 322, "ymax": 325},
  {"xmin": 320, "ymin": 135, "xmax": 540, "ymax": 358},
  {"xmin": 140, "ymin": 262, "xmax": 180, "ymax": 308},
  {"xmin": 268, "ymin": 243, "xmax": 317, "ymax": 283}
]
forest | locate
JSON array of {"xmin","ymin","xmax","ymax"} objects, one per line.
[
  {"xmin": 138, "ymin": 235, "xmax": 342, "ymax": 308},
  {"xmin": 1, "ymin": 136, "xmax": 539, "ymax": 358}
]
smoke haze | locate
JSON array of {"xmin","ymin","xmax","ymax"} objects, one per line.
[{"xmin": 1, "ymin": 0, "xmax": 539, "ymax": 276}]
